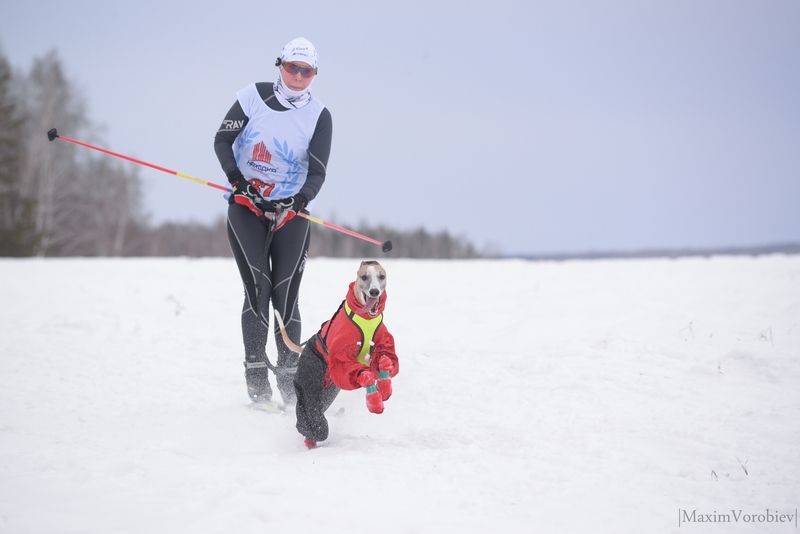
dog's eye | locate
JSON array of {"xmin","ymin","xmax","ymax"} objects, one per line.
[
  {"xmin": 360, "ymin": 275, "xmax": 368, "ymax": 281},
  {"xmin": 379, "ymin": 274, "xmax": 386, "ymax": 280}
]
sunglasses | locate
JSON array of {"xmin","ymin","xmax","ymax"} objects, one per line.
[{"xmin": 282, "ymin": 62, "xmax": 316, "ymax": 78}]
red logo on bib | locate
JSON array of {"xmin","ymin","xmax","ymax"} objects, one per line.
[{"xmin": 252, "ymin": 141, "xmax": 272, "ymax": 164}]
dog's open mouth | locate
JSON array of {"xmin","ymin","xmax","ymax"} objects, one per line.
[{"xmin": 362, "ymin": 292, "xmax": 380, "ymax": 316}]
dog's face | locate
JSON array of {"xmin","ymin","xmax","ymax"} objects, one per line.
[{"xmin": 355, "ymin": 261, "xmax": 386, "ymax": 316}]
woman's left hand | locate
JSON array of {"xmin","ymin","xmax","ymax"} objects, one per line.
[{"xmin": 273, "ymin": 194, "xmax": 308, "ymax": 230}]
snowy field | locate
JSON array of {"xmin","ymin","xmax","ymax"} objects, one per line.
[{"xmin": 1, "ymin": 256, "xmax": 798, "ymax": 533}]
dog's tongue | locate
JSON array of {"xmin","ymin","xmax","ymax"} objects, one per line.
[{"xmin": 364, "ymin": 294, "xmax": 379, "ymax": 315}]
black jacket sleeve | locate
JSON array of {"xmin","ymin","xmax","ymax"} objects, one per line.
[
  {"xmin": 300, "ymin": 107, "xmax": 333, "ymax": 202},
  {"xmin": 213, "ymin": 101, "xmax": 249, "ymax": 185}
]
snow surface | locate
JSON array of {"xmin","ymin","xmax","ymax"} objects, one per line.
[{"xmin": 1, "ymin": 256, "xmax": 798, "ymax": 533}]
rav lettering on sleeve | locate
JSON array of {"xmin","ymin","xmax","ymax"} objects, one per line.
[{"xmin": 219, "ymin": 119, "xmax": 244, "ymax": 131}]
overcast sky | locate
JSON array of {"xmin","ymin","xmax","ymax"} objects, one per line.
[{"xmin": 2, "ymin": 0, "xmax": 798, "ymax": 255}]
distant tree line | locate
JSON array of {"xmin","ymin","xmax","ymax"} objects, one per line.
[{"xmin": 0, "ymin": 50, "xmax": 479, "ymax": 259}]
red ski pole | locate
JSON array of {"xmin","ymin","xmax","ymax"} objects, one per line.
[{"xmin": 47, "ymin": 128, "xmax": 392, "ymax": 252}]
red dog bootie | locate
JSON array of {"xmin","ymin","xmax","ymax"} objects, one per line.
[
  {"xmin": 377, "ymin": 356, "xmax": 394, "ymax": 401},
  {"xmin": 365, "ymin": 383, "xmax": 384, "ymax": 414},
  {"xmin": 304, "ymin": 438, "xmax": 318, "ymax": 449},
  {"xmin": 357, "ymin": 369, "xmax": 384, "ymax": 414},
  {"xmin": 377, "ymin": 370, "xmax": 392, "ymax": 401}
]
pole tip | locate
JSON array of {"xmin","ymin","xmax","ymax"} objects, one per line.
[
  {"xmin": 382, "ymin": 240, "xmax": 393, "ymax": 253},
  {"xmin": 47, "ymin": 128, "xmax": 58, "ymax": 141}
]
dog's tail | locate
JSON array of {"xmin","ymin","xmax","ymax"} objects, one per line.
[{"xmin": 274, "ymin": 310, "xmax": 305, "ymax": 354}]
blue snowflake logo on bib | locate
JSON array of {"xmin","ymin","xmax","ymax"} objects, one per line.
[{"xmin": 273, "ymin": 137, "xmax": 303, "ymax": 192}]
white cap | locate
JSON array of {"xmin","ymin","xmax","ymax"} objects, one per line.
[{"xmin": 279, "ymin": 37, "xmax": 318, "ymax": 69}]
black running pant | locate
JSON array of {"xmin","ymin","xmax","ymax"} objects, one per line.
[{"xmin": 226, "ymin": 204, "xmax": 309, "ymax": 400}]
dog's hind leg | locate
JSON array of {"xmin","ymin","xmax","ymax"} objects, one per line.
[{"xmin": 294, "ymin": 348, "xmax": 333, "ymax": 443}]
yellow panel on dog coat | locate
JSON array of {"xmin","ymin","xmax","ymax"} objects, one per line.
[{"xmin": 343, "ymin": 301, "xmax": 383, "ymax": 364}]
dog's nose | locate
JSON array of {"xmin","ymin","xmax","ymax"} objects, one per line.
[{"xmin": 369, "ymin": 289, "xmax": 380, "ymax": 297}]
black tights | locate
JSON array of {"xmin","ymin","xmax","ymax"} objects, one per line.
[{"xmin": 226, "ymin": 204, "xmax": 310, "ymax": 400}]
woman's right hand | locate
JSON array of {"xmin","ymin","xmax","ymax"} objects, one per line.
[{"xmin": 230, "ymin": 179, "xmax": 272, "ymax": 219}]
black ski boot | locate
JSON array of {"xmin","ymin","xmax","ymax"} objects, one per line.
[
  {"xmin": 244, "ymin": 355, "xmax": 272, "ymax": 403},
  {"xmin": 276, "ymin": 351, "xmax": 299, "ymax": 406}
]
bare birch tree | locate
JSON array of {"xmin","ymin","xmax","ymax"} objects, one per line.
[{"xmin": 17, "ymin": 51, "xmax": 88, "ymax": 255}]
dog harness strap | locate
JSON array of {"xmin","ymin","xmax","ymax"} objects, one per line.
[
  {"xmin": 318, "ymin": 300, "xmax": 346, "ymax": 354},
  {"xmin": 343, "ymin": 301, "xmax": 383, "ymax": 364},
  {"xmin": 308, "ymin": 335, "xmax": 327, "ymax": 362}
]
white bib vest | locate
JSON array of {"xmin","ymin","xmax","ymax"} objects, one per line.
[{"xmin": 233, "ymin": 83, "xmax": 324, "ymax": 200}]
